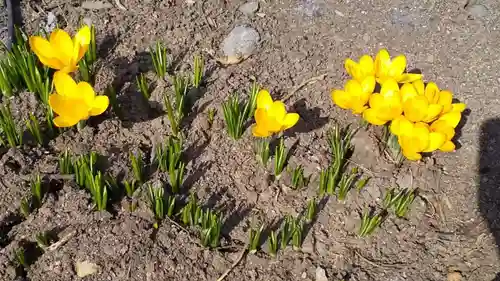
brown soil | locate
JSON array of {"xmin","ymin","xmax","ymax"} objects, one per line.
[{"xmin": 0, "ymin": 0, "xmax": 499, "ymax": 281}]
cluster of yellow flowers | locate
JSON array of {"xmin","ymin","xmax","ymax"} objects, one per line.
[
  {"xmin": 29, "ymin": 26, "xmax": 109, "ymax": 127},
  {"xmin": 331, "ymin": 49, "xmax": 466, "ymax": 161},
  {"xmin": 252, "ymin": 90, "xmax": 299, "ymax": 137}
]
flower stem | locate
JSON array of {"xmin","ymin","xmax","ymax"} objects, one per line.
[{"xmin": 77, "ymin": 120, "xmax": 86, "ymax": 131}]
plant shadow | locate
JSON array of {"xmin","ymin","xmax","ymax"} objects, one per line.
[
  {"xmin": 221, "ymin": 202, "xmax": 253, "ymax": 236},
  {"xmin": 0, "ymin": 211, "xmax": 23, "ymax": 248},
  {"xmin": 287, "ymin": 98, "xmax": 329, "ymax": 136},
  {"xmin": 478, "ymin": 118, "xmax": 500, "ymax": 280}
]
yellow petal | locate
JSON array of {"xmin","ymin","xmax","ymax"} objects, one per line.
[
  {"xmin": 440, "ymin": 141, "xmax": 456, "ymax": 152},
  {"xmin": 252, "ymin": 124, "xmax": 272, "ymax": 137},
  {"xmin": 29, "ymin": 36, "xmax": 64, "ymax": 69},
  {"xmin": 351, "ymin": 104, "xmax": 368, "ymax": 114},
  {"xmin": 390, "ymin": 115, "xmax": 413, "ymax": 136},
  {"xmin": 269, "ymin": 101, "xmax": 287, "ymax": 121},
  {"xmin": 360, "ymin": 76, "xmax": 376, "ymax": 94},
  {"xmin": 53, "ymin": 71, "xmax": 77, "ymax": 97},
  {"xmin": 257, "ymin": 89, "xmax": 273, "ymax": 110},
  {"xmin": 282, "ymin": 113, "xmax": 299, "ymax": 130},
  {"xmin": 425, "ymin": 82, "xmax": 440, "ymax": 104},
  {"xmin": 76, "ymin": 82, "xmax": 96, "ymax": 107},
  {"xmin": 402, "ymin": 149, "xmax": 422, "ymax": 161},
  {"xmin": 380, "ymin": 79, "xmax": 400, "ymax": 98},
  {"xmin": 331, "ymin": 90, "xmax": 351, "ymax": 109},
  {"xmin": 397, "ymin": 73, "xmax": 422, "ymax": 83},
  {"xmin": 362, "ymin": 108, "xmax": 387, "ymax": 125},
  {"xmin": 422, "ymin": 104, "xmax": 443, "ymax": 123},
  {"xmin": 430, "ymin": 120, "xmax": 455, "ymax": 140},
  {"xmin": 437, "ymin": 112, "xmax": 461, "ymax": 128},
  {"xmin": 254, "ymin": 108, "xmax": 268, "ymax": 124},
  {"xmin": 344, "ymin": 58, "xmax": 357, "ymax": 78},
  {"xmin": 53, "ymin": 115, "xmax": 81, "ymax": 128},
  {"xmin": 423, "ymin": 132, "xmax": 446, "ymax": 152},
  {"xmin": 49, "ymin": 94, "xmax": 88, "ymax": 121},
  {"xmin": 74, "ymin": 25, "xmax": 91, "ymax": 62},
  {"xmin": 359, "ymin": 55, "xmax": 374, "ymax": 75},
  {"xmin": 90, "ymin": 96, "xmax": 109, "ymax": 116},
  {"xmin": 400, "ymin": 83, "xmax": 418, "ymax": 103},
  {"xmin": 375, "ymin": 49, "xmax": 391, "ymax": 77},
  {"xmin": 388, "ymin": 55, "xmax": 406, "ymax": 77},
  {"xmin": 368, "ymin": 94, "xmax": 384, "ymax": 109},
  {"xmin": 438, "ymin": 90, "xmax": 453, "ymax": 113},
  {"xmin": 403, "ymin": 96, "xmax": 428, "ymax": 122},
  {"xmin": 451, "ymin": 103, "xmax": 466, "ymax": 112},
  {"xmin": 345, "ymin": 79, "xmax": 362, "ymax": 95},
  {"xmin": 412, "ymin": 79, "xmax": 425, "ymax": 95},
  {"xmin": 49, "ymin": 29, "xmax": 74, "ymax": 65}
]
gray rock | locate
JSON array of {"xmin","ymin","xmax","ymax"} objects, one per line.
[
  {"xmin": 45, "ymin": 12, "xmax": 57, "ymax": 33},
  {"xmin": 467, "ymin": 4, "xmax": 488, "ymax": 18},
  {"xmin": 239, "ymin": 1, "xmax": 259, "ymax": 16},
  {"xmin": 221, "ymin": 25, "xmax": 260, "ymax": 59},
  {"xmin": 315, "ymin": 266, "xmax": 328, "ymax": 281}
]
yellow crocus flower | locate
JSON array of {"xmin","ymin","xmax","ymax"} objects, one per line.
[
  {"xmin": 400, "ymin": 81, "xmax": 443, "ymax": 123},
  {"xmin": 374, "ymin": 49, "xmax": 422, "ymax": 84},
  {"xmin": 362, "ymin": 79, "xmax": 403, "ymax": 125},
  {"xmin": 252, "ymin": 90, "xmax": 299, "ymax": 137},
  {"xmin": 344, "ymin": 55, "xmax": 375, "ymax": 82},
  {"xmin": 29, "ymin": 26, "xmax": 91, "ymax": 73},
  {"xmin": 331, "ymin": 76, "xmax": 375, "ymax": 114},
  {"xmin": 49, "ymin": 71, "xmax": 109, "ymax": 127},
  {"xmin": 430, "ymin": 120, "xmax": 456, "ymax": 152}
]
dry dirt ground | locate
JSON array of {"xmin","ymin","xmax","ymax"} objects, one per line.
[{"xmin": 0, "ymin": 0, "xmax": 499, "ymax": 280}]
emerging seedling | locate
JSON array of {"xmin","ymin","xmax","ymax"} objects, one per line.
[
  {"xmin": 166, "ymin": 195, "xmax": 176, "ymax": 218},
  {"xmin": 199, "ymin": 209, "xmax": 222, "ymax": 248},
  {"xmin": 168, "ymin": 160, "xmax": 185, "ymax": 194},
  {"xmin": 181, "ymin": 193, "xmax": 201, "ymax": 226},
  {"xmin": 274, "ymin": 137, "xmax": 289, "ymax": 180},
  {"xmin": 382, "ymin": 125, "xmax": 404, "ymax": 166},
  {"xmin": 248, "ymin": 224, "xmax": 265, "ymax": 254},
  {"xmin": 26, "ymin": 113, "xmax": 43, "ymax": 145},
  {"xmin": 305, "ymin": 198, "xmax": 316, "ymax": 223},
  {"xmin": 356, "ymin": 176, "xmax": 370, "ymax": 192},
  {"xmin": 255, "ymin": 138, "xmax": 270, "ymax": 167},
  {"xmin": 105, "ymin": 85, "xmax": 121, "ymax": 118},
  {"xmin": 337, "ymin": 168, "xmax": 358, "ymax": 201},
  {"xmin": 150, "ymin": 42, "xmax": 168, "ymax": 79},
  {"xmin": 123, "ymin": 179, "xmax": 138, "ymax": 199},
  {"xmin": 0, "ymin": 58, "xmax": 18, "ymax": 97},
  {"xmin": 136, "ymin": 73, "xmax": 151, "ymax": 100},
  {"xmin": 383, "ymin": 188, "xmax": 417, "ymax": 218},
  {"xmin": 78, "ymin": 24, "xmax": 97, "ymax": 83},
  {"xmin": 0, "ymin": 102, "xmax": 22, "ymax": 148},
  {"xmin": 192, "ymin": 54, "xmax": 204, "ymax": 88},
  {"xmin": 164, "ymin": 77, "xmax": 186, "ymax": 137},
  {"xmin": 19, "ymin": 197, "xmax": 30, "ymax": 218},
  {"xmin": 87, "ymin": 172, "xmax": 108, "ymax": 211},
  {"xmin": 73, "ymin": 152, "xmax": 98, "ymax": 188},
  {"xmin": 290, "ymin": 165, "xmax": 308, "ymax": 190},
  {"xmin": 35, "ymin": 232, "xmax": 50, "ymax": 250},
  {"xmin": 268, "ymin": 230, "xmax": 278, "ymax": 257},
  {"xmin": 129, "ymin": 151, "xmax": 144, "ymax": 183},
  {"xmin": 207, "ymin": 108, "xmax": 216, "ymax": 128},
  {"xmin": 58, "ymin": 149, "xmax": 73, "ymax": 175},
  {"xmin": 358, "ymin": 209, "xmax": 385, "ymax": 237},
  {"xmin": 291, "ymin": 217, "xmax": 303, "ymax": 251},
  {"xmin": 147, "ymin": 183, "xmax": 165, "ymax": 228},
  {"xmin": 30, "ymin": 174, "xmax": 43, "ymax": 208},
  {"xmin": 14, "ymin": 247, "xmax": 26, "ymax": 268},
  {"xmin": 280, "ymin": 215, "xmax": 294, "ymax": 249},
  {"xmin": 222, "ymin": 83, "xmax": 259, "ymax": 140},
  {"xmin": 153, "ymin": 136, "xmax": 182, "ymax": 173}
]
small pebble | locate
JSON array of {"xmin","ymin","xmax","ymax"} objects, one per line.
[
  {"xmin": 221, "ymin": 25, "xmax": 260, "ymax": 58},
  {"xmin": 315, "ymin": 266, "xmax": 328, "ymax": 281},
  {"xmin": 239, "ymin": 1, "xmax": 259, "ymax": 16},
  {"xmin": 467, "ymin": 4, "xmax": 488, "ymax": 19}
]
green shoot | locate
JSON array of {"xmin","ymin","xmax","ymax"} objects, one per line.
[
  {"xmin": 30, "ymin": 174, "xmax": 43, "ymax": 208},
  {"xmin": 280, "ymin": 215, "xmax": 294, "ymax": 249},
  {"xmin": 147, "ymin": 183, "xmax": 165, "ymax": 227},
  {"xmin": 87, "ymin": 172, "xmax": 108, "ymax": 211},
  {"xmin": 123, "ymin": 179, "xmax": 138, "ymax": 199},
  {"xmin": 129, "ymin": 151, "xmax": 144, "ymax": 183},
  {"xmin": 19, "ymin": 197, "xmax": 30, "ymax": 218},
  {"xmin": 150, "ymin": 42, "xmax": 168, "ymax": 79},
  {"xmin": 14, "ymin": 247, "xmax": 26, "ymax": 268},
  {"xmin": 45, "ymin": 109, "xmax": 54, "ymax": 138},
  {"xmin": 181, "ymin": 193, "xmax": 201, "ymax": 226},
  {"xmin": 305, "ymin": 198, "xmax": 316, "ymax": 223},
  {"xmin": 383, "ymin": 188, "xmax": 417, "ymax": 218},
  {"xmin": 105, "ymin": 85, "xmax": 121, "ymax": 118},
  {"xmin": 35, "ymin": 232, "xmax": 50, "ymax": 250},
  {"xmin": 26, "ymin": 113, "xmax": 43, "ymax": 145},
  {"xmin": 199, "ymin": 209, "xmax": 222, "ymax": 248},
  {"xmin": 58, "ymin": 149, "xmax": 73, "ymax": 175},
  {"xmin": 356, "ymin": 176, "xmax": 370, "ymax": 192},
  {"xmin": 166, "ymin": 196, "xmax": 176, "ymax": 218},
  {"xmin": 358, "ymin": 209, "xmax": 385, "ymax": 237},
  {"xmin": 73, "ymin": 152, "xmax": 98, "ymax": 188},
  {"xmin": 291, "ymin": 218, "xmax": 303, "ymax": 251},
  {"xmin": 136, "ymin": 73, "xmax": 150, "ymax": 100},
  {"xmin": 248, "ymin": 224, "xmax": 265, "ymax": 254},
  {"xmin": 222, "ymin": 84, "xmax": 259, "ymax": 140},
  {"xmin": 0, "ymin": 102, "xmax": 22, "ymax": 147},
  {"xmin": 255, "ymin": 138, "xmax": 270, "ymax": 167},
  {"xmin": 290, "ymin": 165, "xmax": 308, "ymax": 189},
  {"xmin": 192, "ymin": 54, "xmax": 204, "ymax": 88},
  {"xmin": 337, "ymin": 168, "xmax": 358, "ymax": 201},
  {"xmin": 274, "ymin": 137, "xmax": 289, "ymax": 180},
  {"xmin": 327, "ymin": 125, "xmax": 354, "ymax": 179},
  {"xmin": 153, "ymin": 136, "xmax": 182, "ymax": 173},
  {"xmin": 164, "ymin": 94, "xmax": 181, "ymax": 137},
  {"xmin": 207, "ymin": 108, "xmax": 216, "ymax": 128},
  {"xmin": 0, "ymin": 58, "xmax": 17, "ymax": 97},
  {"xmin": 168, "ymin": 161, "xmax": 185, "ymax": 194},
  {"xmin": 382, "ymin": 125, "xmax": 404, "ymax": 166},
  {"xmin": 78, "ymin": 24, "xmax": 97, "ymax": 83},
  {"xmin": 172, "ymin": 74, "xmax": 188, "ymax": 116},
  {"xmin": 268, "ymin": 230, "xmax": 278, "ymax": 257}
]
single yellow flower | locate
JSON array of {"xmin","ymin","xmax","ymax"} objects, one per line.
[
  {"xmin": 252, "ymin": 90, "xmax": 299, "ymax": 137},
  {"xmin": 362, "ymin": 79, "xmax": 403, "ymax": 125},
  {"xmin": 331, "ymin": 76, "xmax": 375, "ymax": 114},
  {"xmin": 29, "ymin": 26, "xmax": 91, "ymax": 73},
  {"xmin": 374, "ymin": 49, "xmax": 422, "ymax": 84},
  {"xmin": 49, "ymin": 71, "xmax": 109, "ymax": 127},
  {"xmin": 394, "ymin": 118, "xmax": 446, "ymax": 161},
  {"xmin": 430, "ymin": 120, "xmax": 456, "ymax": 152},
  {"xmin": 344, "ymin": 55, "xmax": 375, "ymax": 82},
  {"xmin": 400, "ymin": 81, "xmax": 443, "ymax": 123}
]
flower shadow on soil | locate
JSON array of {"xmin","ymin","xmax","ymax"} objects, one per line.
[
  {"xmin": 478, "ymin": 118, "xmax": 500, "ymax": 281},
  {"xmin": 287, "ymin": 98, "xmax": 329, "ymax": 136}
]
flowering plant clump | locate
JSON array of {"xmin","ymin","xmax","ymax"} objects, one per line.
[
  {"xmin": 331, "ymin": 49, "xmax": 466, "ymax": 161},
  {"xmin": 252, "ymin": 90, "xmax": 299, "ymax": 137}
]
